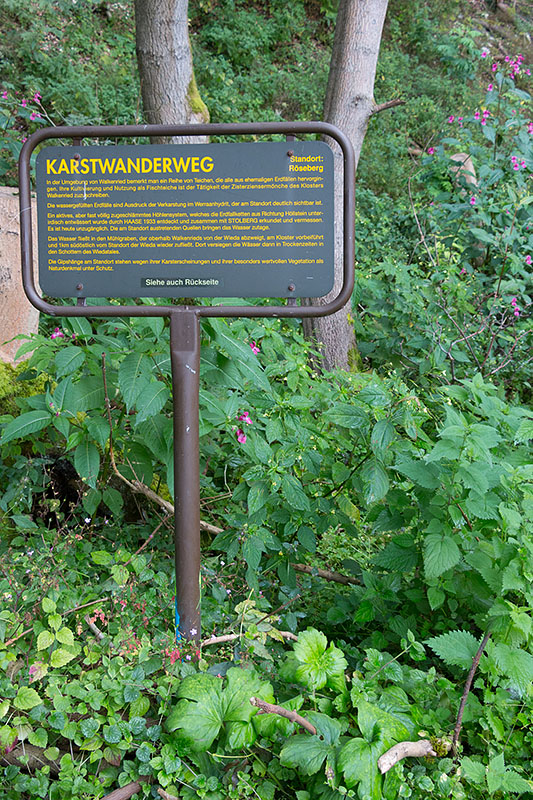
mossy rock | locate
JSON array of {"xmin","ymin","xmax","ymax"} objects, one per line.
[{"xmin": 0, "ymin": 362, "xmax": 49, "ymax": 416}]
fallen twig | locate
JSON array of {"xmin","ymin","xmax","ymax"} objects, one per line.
[
  {"xmin": 250, "ymin": 697, "xmax": 317, "ymax": 734},
  {"xmin": 101, "ymin": 778, "xmax": 150, "ymax": 800},
  {"xmin": 292, "ymin": 563, "xmax": 360, "ymax": 586},
  {"xmin": 201, "ymin": 630, "xmax": 297, "ymax": 648},
  {"xmin": 157, "ymin": 789, "xmax": 179, "ymax": 800},
  {"xmin": 378, "ymin": 740, "xmax": 438, "ymax": 774},
  {"xmin": 452, "ymin": 631, "xmax": 491, "ymax": 756}
]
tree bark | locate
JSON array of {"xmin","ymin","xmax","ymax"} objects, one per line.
[
  {"xmin": 134, "ymin": 0, "xmax": 209, "ymax": 143},
  {"xmin": 303, "ymin": 0, "xmax": 389, "ymax": 371}
]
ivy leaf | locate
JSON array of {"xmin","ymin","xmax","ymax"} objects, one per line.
[
  {"xmin": 427, "ymin": 630, "xmax": 480, "ymax": 670},
  {"xmin": 14, "ymin": 687, "xmax": 42, "ymax": 710},
  {"xmin": 423, "ymin": 532, "xmax": 461, "ymax": 578},
  {"xmin": 293, "ymin": 628, "xmax": 348, "ymax": 690}
]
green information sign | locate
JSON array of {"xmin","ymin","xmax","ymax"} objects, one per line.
[{"xmin": 36, "ymin": 140, "xmax": 334, "ymax": 299}]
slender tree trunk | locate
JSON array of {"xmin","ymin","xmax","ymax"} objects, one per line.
[
  {"xmin": 134, "ymin": 0, "xmax": 209, "ymax": 143},
  {"xmin": 304, "ymin": 0, "xmax": 389, "ymax": 371}
]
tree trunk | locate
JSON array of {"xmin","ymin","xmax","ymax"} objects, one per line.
[
  {"xmin": 134, "ymin": 0, "xmax": 209, "ymax": 143},
  {"xmin": 304, "ymin": 0, "xmax": 389, "ymax": 371}
]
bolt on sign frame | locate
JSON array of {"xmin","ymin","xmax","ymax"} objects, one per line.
[{"xmin": 19, "ymin": 121, "xmax": 355, "ymax": 643}]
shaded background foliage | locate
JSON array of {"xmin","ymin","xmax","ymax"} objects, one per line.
[{"xmin": 0, "ymin": 0, "xmax": 532, "ymax": 798}]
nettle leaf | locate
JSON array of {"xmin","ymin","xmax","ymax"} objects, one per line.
[
  {"xmin": 465, "ymin": 490, "xmax": 501, "ymax": 521},
  {"xmin": 514, "ymin": 417, "xmax": 533, "ymax": 443},
  {"xmin": 375, "ymin": 535, "xmax": 419, "ymax": 572},
  {"xmin": 461, "ymin": 756, "xmax": 486, "ymax": 785},
  {"xmin": 456, "ymin": 462, "xmax": 490, "ymax": 494},
  {"xmin": 293, "ymin": 628, "xmax": 347, "ymax": 690},
  {"xmin": 394, "ymin": 458, "xmax": 440, "ymax": 489},
  {"xmin": 423, "ymin": 532, "xmax": 461, "ymax": 579},
  {"xmin": 492, "ymin": 644, "xmax": 533, "ymax": 696},
  {"xmin": 427, "ymin": 630, "xmax": 480, "ymax": 670}
]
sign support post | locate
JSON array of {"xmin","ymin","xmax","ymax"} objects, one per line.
[
  {"xmin": 19, "ymin": 120, "xmax": 355, "ymax": 645},
  {"xmin": 170, "ymin": 309, "xmax": 201, "ymax": 641}
]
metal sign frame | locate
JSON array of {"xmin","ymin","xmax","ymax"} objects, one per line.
[{"xmin": 19, "ymin": 121, "xmax": 355, "ymax": 642}]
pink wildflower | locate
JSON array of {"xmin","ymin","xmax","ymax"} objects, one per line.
[
  {"xmin": 481, "ymin": 51, "xmax": 488, "ymax": 58},
  {"xmin": 492, "ymin": 63, "xmax": 498, "ymax": 72},
  {"xmin": 50, "ymin": 327, "xmax": 64, "ymax": 339},
  {"xmin": 448, "ymin": 115, "xmax": 455, "ymax": 123},
  {"xmin": 33, "ymin": 92, "xmax": 41, "ymax": 102},
  {"xmin": 170, "ymin": 649, "xmax": 181, "ymax": 664},
  {"xmin": 526, "ymin": 255, "xmax": 532, "ymax": 265},
  {"xmin": 427, "ymin": 147, "xmax": 435, "ymax": 155},
  {"xmin": 249, "ymin": 341, "xmax": 260, "ymax": 354},
  {"xmin": 21, "ymin": 98, "xmax": 27, "ymax": 107},
  {"xmin": 236, "ymin": 429, "xmax": 247, "ymax": 444},
  {"xmin": 1, "ymin": 91, "xmax": 7, "ymax": 100},
  {"xmin": 514, "ymin": 310, "xmax": 520, "ymax": 317},
  {"xmin": 470, "ymin": 196, "xmax": 476, "ymax": 206},
  {"xmin": 487, "ymin": 84, "xmax": 493, "ymax": 91},
  {"xmin": 237, "ymin": 411, "xmax": 252, "ymax": 425}
]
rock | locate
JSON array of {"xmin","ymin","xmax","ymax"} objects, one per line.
[{"xmin": 0, "ymin": 187, "xmax": 40, "ymax": 363}]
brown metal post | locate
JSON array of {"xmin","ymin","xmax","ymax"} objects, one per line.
[{"xmin": 170, "ymin": 309, "xmax": 201, "ymax": 642}]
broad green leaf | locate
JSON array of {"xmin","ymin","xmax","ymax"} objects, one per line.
[
  {"xmin": 65, "ymin": 376, "xmax": 105, "ymax": 412},
  {"xmin": 211, "ymin": 320, "xmax": 271, "ymax": 392},
  {"xmin": 465, "ymin": 491, "xmax": 500, "ymax": 521},
  {"xmin": 74, "ymin": 440, "xmax": 100, "ymax": 489},
  {"xmin": 370, "ymin": 419, "xmax": 395, "ymax": 455},
  {"xmin": 362, "ymin": 458, "xmax": 389, "ymax": 504},
  {"xmin": 327, "ymin": 404, "xmax": 369, "ymax": 430},
  {"xmin": 338, "ymin": 738, "xmax": 382, "ymax": 799},
  {"xmin": 28, "ymin": 727, "xmax": 48, "ymax": 748},
  {"xmin": 492, "ymin": 644, "xmax": 533, "ymax": 696},
  {"xmin": 297, "ymin": 526, "xmax": 316, "ymax": 553},
  {"xmin": 119, "ymin": 352, "xmax": 152, "ymax": 411},
  {"xmin": 50, "ymin": 647, "xmax": 76, "ymax": 668},
  {"xmin": 103, "ymin": 487, "xmax": 124, "ymax": 516},
  {"xmin": 37, "ymin": 630, "xmax": 55, "ymax": 650},
  {"xmin": 357, "ymin": 698, "xmax": 410, "ymax": 747},
  {"xmin": 293, "ymin": 628, "xmax": 347, "ymax": 690},
  {"xmin": 423, "ymin": 533, "xmax": 461, "ymax": 578},
  {"xmin": 83, "ymin": 488, "xmax": 102, "ymax": 518},
  {"xmin": 56, "ymin": 627, "xmax": 74, "ymax": 647},
  {"xmin": 427, "ymin": 630, "xmax": 480, "ymax": 670},
  {"xmin": 247, "ymin": 481, "xmax": 270, "ymax": 516},
  {"xmin": 1, "ymin": 409, "xmax": 52, "ymax": 444},
  {"xmin": 281, "ymin": 474, "xmax": 310, "ymax": 512},
  {"xmin": 461, "ymin": 757, "xmax": 486, "ymax": 785},
  {"xmin": 242, "ymin": 535, "xmax": 264, "ymax": 571},
  {"xmin": 375, "ymin": 535, "xmax": 418, "ymax": 572},
  {"xmin": 134, "ymin": 381, "xmax": 170, "ymax": 424},
  {"xmin": 395, "ymin": 458, "xmax": 440, "ymax": 489},
  {"xmin": 14, "ymin": 686, "xmax": 42, "ymax": 710},
  {"xmin": 280, "ymin": 733, "xmax": 334, "ymax": 776},
  {"xmin": 515, "ymin": 418, "xmax": 533, "ymax": 443},
  {"xmin": 456, "ymin": 463, "xmax": 489, "ymax": 494},
  {"xmin": 91, "ymin": 550, "xmax": 113, "ymax": 566},
  {"xmin": 137, "ymin": 415, "xmax": 172, "ymax": 462},
  {"xmin": 55, "ymin": 346, "xmax": 85, "ymax": 377}
]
